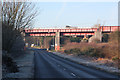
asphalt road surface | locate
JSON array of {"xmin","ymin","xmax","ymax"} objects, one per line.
[{"xmin": 33, "ymin": 49, "xmax": 119, "ymax": 79}]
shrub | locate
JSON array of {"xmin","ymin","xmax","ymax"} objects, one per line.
[
  {"xmin": 87, "ymin": 47, "xmax": 105, "ymax": 58},
  {"xmin": 64, "ymin": 50, "xmax": 71, "ymax": 54},
  {"xmin": 70, "ymin": 37, "xmax": 81, "ymax": 43},
  {"xmin": 2, "ymin": 54, "xmax": 19, "ymax": 73},
  {"xmin": 80, "ymin": 47, "xmax": 105, "ymax": 58},
  {"xmin": 92, "ymin": 38, "xmax": 101, "ymax": 43},
  {"xmin": 64, "ymin": 46, "xmax": 106, "ymax": 58},
  {"xmin": 63, "ymin": 42, "xmax": 118, "ymax": 59},
  {"xmin": 102, "ymin": 34, "xmax": 109, "ymax": 42},
  {"xmin": 64, "ymin": 48, "xmax": 81, "ymax": 55},
  {"xmin": 70, "ymin": 48, "xmax": 81, "ymax": 55},
  {"xmin": 83, "ymin": 47, "xmax": 94, "ymax": 55},
  {"xmin": 109, "ymin": 31, "xmax": 120, "ymax": 44},
  {"xmin": 90, "ymin": 52, "xmax": 105, "ymax": 58},
  {"xmin": 112, "ymin": 57, "xmax": 119, "ymax": 61}
]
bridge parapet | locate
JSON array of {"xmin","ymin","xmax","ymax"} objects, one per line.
[
  {"xmin": 25, "ymin": 26, "xmax": 120, "ymax": 33},
  {"xmin": 25, "ymin": 28, "xmax": 98, "ymax": 33}
]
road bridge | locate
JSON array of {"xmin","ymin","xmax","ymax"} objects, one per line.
[{"xmin": 25, "ymin": 26, "xmax": 120, "ymax": 50}]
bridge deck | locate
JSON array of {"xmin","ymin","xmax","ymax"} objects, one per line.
[{"xmin": 25, "ymin": 26, "xmax": 120, "ymax": 36}]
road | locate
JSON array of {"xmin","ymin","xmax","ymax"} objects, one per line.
[{"xmin": 34, "ymin": 49, "xmax": 119, "ymax": 79}]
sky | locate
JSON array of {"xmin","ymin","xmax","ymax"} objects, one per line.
[{"xmin": 32, "ymin": 2, "xmax": 118, "ymax": 28}]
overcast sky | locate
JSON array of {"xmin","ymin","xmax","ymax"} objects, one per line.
[{"xmin": 33, "ymin": 2, "xmax": 118, "ymax": 28}]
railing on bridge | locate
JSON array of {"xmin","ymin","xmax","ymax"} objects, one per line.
[
  {"xmin": 25, "ymin": 26, "xmax": 120, "ymax": 33},
  {"xmin": 25, "ymin": 28, "xmax": 97, "ymax": 33}
]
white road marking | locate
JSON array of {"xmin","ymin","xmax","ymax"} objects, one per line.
[
  {"xmin": 63, "ymin": 68, "xmax": 66, "ymax": 70},
  {"xmin": 71, "ymin": 73, "xmax": 76, "ymax": 76}
]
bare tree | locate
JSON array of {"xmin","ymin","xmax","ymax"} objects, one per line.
[
  {"xmin": 1, "ymin": 2, "xmax": 37, "ymax": 29},
  {"xmin": 1, "ymin": 1, "xmax": 38, "ymax": 52}
]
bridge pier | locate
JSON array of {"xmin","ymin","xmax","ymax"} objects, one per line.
[
  {"xmin": 88, "ymin": 29, "xmax": 102, "ymax": 42},
  {"xmin": 55, "ymin": 32, "xmax": 60, "ymax": 51}
]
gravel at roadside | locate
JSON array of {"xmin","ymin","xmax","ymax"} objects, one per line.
[{"xmin": 52, "ymin": 52, "xmax": 120, "ymax": 75}]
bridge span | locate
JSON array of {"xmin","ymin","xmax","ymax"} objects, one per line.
[{"xmin": 25, "ymin": 26, "xmax": 120, "ymax": 50}]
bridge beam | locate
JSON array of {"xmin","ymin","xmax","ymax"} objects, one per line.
[{"xmin": 55, "ymin": 32, "xmax": 60, "ymax": 51}]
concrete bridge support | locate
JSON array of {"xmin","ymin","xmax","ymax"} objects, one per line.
[
  {"xmin": 94, "ymin": 29, "xmax": 102, "ymax": 42},
  {"xmin": 88, "ymin": 29, "xmax": 102, "ymax": 43},
  {"xmin": 55, "ymin": 32, "xmax": 60, "ymax": 51}
]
